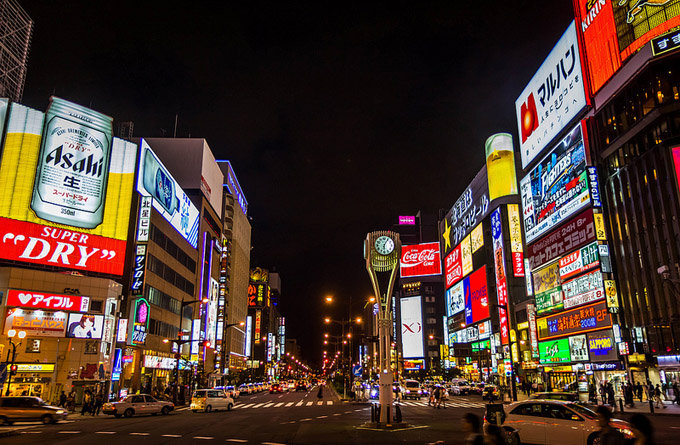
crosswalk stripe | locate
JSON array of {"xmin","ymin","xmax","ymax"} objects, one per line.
[
  {"xmin": 317, "ymin": 401, "xmax": 324, "ymax": 406},
  {"xmin": 252, "ymin": 403, "xmax": 266, "ymax": 408},
  {"xmin": 285, "ymin": 402, "xmax": 294, "ymax": 407},
  {"xmin": 296, "ymin": 400, "xmax": 304, "ymax": 406},
  {"xmin": 263, "ymin": 403, "xmax": 274, "ymax": 408},
  {"xmin": 326, "ymin": 401, "xmax": 333, "ymax": 405},
  {"xmin": 306, "ymin": 401, "xmax": 314, "ymax": 406},
  {"xmin": 274, "ymin": 402, "xmax": 284, "ymax": 407}
]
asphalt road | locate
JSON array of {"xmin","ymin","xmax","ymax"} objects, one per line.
[{"xmin": 0, "ymin": 387, "xmax": 677, "ymax": 444}]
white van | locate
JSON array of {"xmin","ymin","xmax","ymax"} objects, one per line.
[
  {"xmin": 190, "ymin": 389, "xmax": 234, "ymax": 413},
  {"xmin": 402, "ymin": 380, "xmax": 423, "ymax": 399}
]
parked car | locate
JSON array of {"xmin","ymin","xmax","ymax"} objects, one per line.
[
  {"xmin": 450, "ymin": 379, "xmax": 470, "ymax": 395},
  {"xmin": 469, "ymin": 382, "xmax": 485, "ymax": 395},
  {"xmin": 102, "ymin": 394, "xmax": 174, "ymax": 418},
  {"xmin": 482, "ymin": 385, "xmax": 500, "ymax": 401},
  {"xmin": 224, "ymin": 385, "xmax": 240, "ymax": 399},
  {"xmin": 190, "ymin": 389, "xmax": 234, "ymax": 413},
  {"xmin": 237, "ymin": 384, "xmax": 250, "ymax": 395},
  {"xmin": 0, "ymin": 396, "xmax": 68, "ymax": 425},
  {"xmin": 402, "ymin": 380, "xmax": 423, "ymax": 400},
  {"xmin": 270, "ymin": 383, "xmax": 284, "ymax": 393},
  {"xmin": 483, "ymin": 400, "xmax": 634, "ymax": 445}
]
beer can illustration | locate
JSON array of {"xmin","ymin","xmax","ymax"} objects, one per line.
[
  {"xmin": 30, "ymin": 97, "xmax": 113, "ymax": 228},
  {"xmin": 485, "ymin": 133, "xmax": 518, "ymax": 201},
  {"xmin": 141, "ymin": 146, "xmax": 178, "ymax": 215}
]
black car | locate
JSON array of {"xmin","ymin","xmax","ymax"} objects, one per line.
[{"xmin": 295, "ymin": 382, "xmax": 308, "ymax": 391}]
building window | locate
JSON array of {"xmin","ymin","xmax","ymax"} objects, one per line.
[
  {"xmin": 425, "ymin": 296, "xmax": 435, "ymax": 303},
  {"xmin": 84, "ymin": 341, "xmax": 99, "ymax": 354},
  {"xmin": 25, "ymin": 339, "xmax": 40, "ymax": 353},
  {"xmin": 147, "ymin": 254, "xmax": 195, "ymax": 296},
  {"xmin": 90, "ymin": 300, "xmax": 103, "ymax": 313},
  {"xmin": 149, "ymin": 318, "xmax": 179, "ymax": 338},
  {"xmin": 145, "ymin": 286, "xmax": 182, "ymax": 315},
  {"xmin": 426, "ymin": 307, "xmax": 435, "ymax": 314},
  {"xmin": 150, "ymin": 224, "xmax": 197, "ymax": 272},
  {"xmin": 426, "ymin": 317, "xmax": 437, "ymax": 324}
]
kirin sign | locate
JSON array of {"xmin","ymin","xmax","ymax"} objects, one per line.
[{"xmin": 400, "ymin": 242, "xmax": 442, "ymax": 278}]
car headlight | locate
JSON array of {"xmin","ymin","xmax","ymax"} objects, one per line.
[
  {"xmin": 418, "ymin": 390, "xmax": 422, "ymax": 394},
  {"xmin": 405, "ymin": 390, "xmax": 410, "ymax": 393},
  {"xmin": 56, "ymin": 409, "xmax": 66, "ymax": 414}
]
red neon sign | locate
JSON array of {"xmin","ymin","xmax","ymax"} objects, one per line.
[
  {"xmin": 400, "ymin": 242, "xmax": 442, "ymax": 278},
  {"xmin": 6, "ymin": 290, "xmax": 90, "ymax": 312}
]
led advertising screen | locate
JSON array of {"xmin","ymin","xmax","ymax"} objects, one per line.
[
  {"xmin": 446, "ymin": 280, "xmax": 465, "ymax": 316},
  {"xmin": 563, "ymin": 269, "xmax": 605, "ymax": 309},
  {"xmin": 515, "ymin": 22, "xmax": 587, "ymax": 169},
  {"xmin": 400, "ymin": 296, "xmax": 424, "ymax": 358},
  {"xmin": 137, "ymin": 139, "xmax": 200, "ymax": 248},
  {"xmin": 539, "ymin": 337, "xmax": 571, "ymax": 364},
  {"xmin": 491, "ymin": 208, "xmax": 508, "ymax": 307},
  {"xmin": 6, "ymin": 290, "xmax": 90, "ymax": 312},
  {"xmin": 66, "ymin": 313, "xmax": 104, "ymax": 339},
  {"xmin": 508, "ymin": 204, "xmax": 525, "ymax": 277},
  {"xmin": 520, "ymin": 124, "xmax": 591, "ymax": 244},
  {"xmin": 0, "ymin": 101, "xmax": 138, "ymax": 276},
  {"xmin": 400, "ymin": 242, "xmax": 442, "ymax": 278},
  {"xmin": 574, "ymin": 1, "xmax": 680, "ymax": 94},
  {"xmin": 537, "ymin": 300, "xmax": 612, "ymax": 340},
  {"xmin": 464, "ymin": 266, "xmax": 490, "ymax": 325},
  {"xmin": 4, "ymin": 308, "xmax": 67, "ymax": 337},
  {"xmin": 533, "ymin": 261, "xmax": 563, "ymax": 314}
]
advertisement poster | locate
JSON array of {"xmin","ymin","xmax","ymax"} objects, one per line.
[
  {"xmin": 3, "ymin": 308, "xmax": 67, "ymax": 337},
  {"xmin": 563, "ymin": 270, "xmax": 605, "ymax": 309},
  {"xmin": 464, "ymin": 266, "xmax": 490, "ymax": 325},
  {"xmin": 491, "ymin": 208, "xmax": 508, "ymax": 307},
  {"xmin": 471, "ymin": 223, "xmax": 484, "ymax": 253},
  {"xmin": 539, "ymin": 338, "xmax": 571, "ymax": 364},
  {"xmin": 520, "ymin": 124, "xmax": 591, "ymax": 244},
  {"xmin": 605, "ymin": 280, "xmax": 620, "ymax": 312},
  {"xmin": 129, "ymin": 298, "xmax": 150, "ymax": 345},
  {"xmin": 569, "ymin": 334, "xmax": 589, "ymax": 361},
  {"xmin": 508, "ymin": 204, "xmax": 525, "ymax": 276},
  {"xmin": 527, "ymin": 304, "xmax": 540, "ymax": 358},
  {"xmin": 400, "ymin": 296, "xmax": 424, "ymax": 358},
  {"xmin": 444, "ymin": 245, "xmax": 462, "ymax": 288},
  {"xmin": 533, "ymin": 261, "xmax": 563, "ymax": 314},
  {"xmin": 526, "ymin": 209, "xmax": 596, "ymax": 269},
  {"xmin": 6, "ymin": 290, "xmax": 90, "ymax": 312},
  {"xmin": 446, "ymin": 280, "xmax": 465, "ymax": 316},
  {"xmin": 66, "ymin": 313, "xmax": 104, "ymax": 339},
  {"xmin": 515, "ymin": 22, "xmax": 587, "ymax": 168},
  {"xmin": 400, "ymin": 242, "xmax": 442, "ymax": 278},
  {"xmin": 137, "ymin": 140, "xmax": 200, "ymax": 248},
  {"xmin": 537, "ymin": 301, "xmax": 612, "ymax": 340},
  {"xmin": 588, "ymin": 330, "xmax": 618, "ymax": 362},
  {"xmin": 499, "ymin": 307, "xmax": 509, "ymax": 345},
  {"xmin": 559, "ymin": 242, "xmax": 600, "ymax": 280},
  {"xmin": 0, "ymin": 102, "xmax": 138, "ymax": 276}
]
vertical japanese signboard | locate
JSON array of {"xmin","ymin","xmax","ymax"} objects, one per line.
[{"xmin": 508, "ymin": 204, "xmax": 524, "ymax": 277}]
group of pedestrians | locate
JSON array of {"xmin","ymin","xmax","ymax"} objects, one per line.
[
  {"xmin": 427, "ymin": 384, "xmax": 447, "ymax": 409},
  {"xmin": 56, "ymin": 388, "xmax": 104, "ymax": 415}
]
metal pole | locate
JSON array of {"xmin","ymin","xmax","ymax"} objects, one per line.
[
  {"xmin": 378, "ymin": 317, "xmax": 393, "ymax": 424},
  {"xmin": 5, "ymin": 342, "xmax": 17, "ymax": 396}
]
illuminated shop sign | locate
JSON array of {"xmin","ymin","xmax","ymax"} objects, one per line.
[
  {"xmin": 244, "ymin": 315, "xmax": 252, "ymax": 357},
  {"xmin": 651, "ymin": 29, "xmax": 680, "ymax": 56},
  {"xmin": 559, "ymin": 242, "xmax": 600, "ymax": 280},
  {"xmin": 466, "ymin": 325, "xmax": 479, "ymax": 342},
  {"xmin": 117, "ymin": 319, "xmax": 128, "ymax": 342},
  {"xmin": 445, "ymin": 245, "xmax": 463, "ymax": 288},
  {"xmin": 569, "ymin": 334, "xmax": 589, "ymax": 361},
  {"xmin": 66, "ymin": 313, "xmax": 104, "ymax": 339},
  {"xmin": 144, "ymin": 356, "xmax": 177, "ymax": 370},
  {"xmin": 588, "ymin": 329, "xmax": 617, "ymax": 362},
  {"xmin": 129, "ymin": 298, "xmax": 150, "ymax": 345},
  {"xmin": 399, "ymin": 216, "xmax": 415, "ymax": 225},
  {"xmin": 491, "ymin": 208, "xmax": 508, "ymax": 307},
  {"xmin": 526, "ymin": 209, "xmax": 596, "ymax": 270},
  {"xmin": 400, "ymin": 296, "xmax": 424, "ymax": 359},
  {"xmin": 521, "ymin": 124, "xmax": 590, "ymax": 244},
  {"xmin": 672, "ymin": 147, "xmax": 680, "ymax": 197},
  {"xmin": 137, "ymin": 140, "xmax": 200, "ymax": 248},
  {"xmin": 537, "ymin": 301, "xmax": 612, "ymax": 340},
  {"xmin": 446, "ymin": 280, "xmax": 464, "ymax": 316},
  {"xmin": 605, "ymin": 280, "xmax": 619, "ymax": 312},
  {"xmin": 223, "ymin": 160, "xmax": 248, "ymax": 215},
  {"xmin": 0, "ymin": 101, "xmax": 137, "ymax": 276},
  {"xmin": 16, "ymin": 364, "xmax": 55, "ymax": 373},
  {"xmin": 515, "ymin": 22, "xmax": 587, "ymax": 168},
  {"xmin": 533, "ymin": 261, "xmax": 563, "ymax": 314},
  {"xmin": 464, "ymin": 266, "xmax": 490, "ymax": 325},
  {"xmin": 131, "ymin": 244, "xmax": 147, "ymax": 293},
  {"xmin": 527, "ymin": 304, "xmax": 539, "ymax": 358},
  {"xmin": 539, "ymin": 337, "xmax": 570, "ymax": 364},
  {"xmin": 404, "ymin": 359, "xmax": 425, "ymax": 370},
  {"xmin": 400, "ymin": 242, "xmax": 442, "ymax": 278},
  {"xmin": 4, "ymin": 308, "xmax": 67, "ymax": 337},
  {"xmin": 478, "ymin": 320, "xmax": 492, "ymax": 340},
  {"xmin": 470, "ymin": 223, "xmax": 484, "ymax": 253},
  {"xmin": 247, "ymin": 284, "xmax": 257, "ymax": 306},
  {"xmin": 499, "ymin": 307, "xmax": 509, "ymax": 345},
  {"xmin": 507, "ymin": 204, "xmax": 524, "ymax": 277},
  {"xmin": 137, "ymin": 196, "xmax": 152, "ymax": 242},
  {"xmin": 563, "ymin": 270, "xmax": 605, "ymax": 309},
  {"xmin": 587, "ymin": 167, "xmax": 602, "ymax": 208},
  {"xmin": 254, "ymin": 310, "xmax": 262, "ymax": 342},
  {"xmin": 6, "ymin": 290, "xmax": 90, "ymax": 312}
]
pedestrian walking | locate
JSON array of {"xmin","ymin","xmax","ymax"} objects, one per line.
[
  {"xmin": 607, "ymin": 383, "xmax": 615, "ymax": 408},
  {"xmin": 317, "ymin": 385, "xmax": 323, "ymax": 399},
  {"xmin": 433, "ymin": 385, "xmax": 442, "ymax": 409},
  {"xmin": 629, "ymin": 413, "xmax": 655, "ymax": 445},
  {"xmin": 93, "ymin": 392, "xmax": 103, "ymax": 416},
  {"xmin": 654, "ymin": 384, "xmax": 665, "ymax": 409},
  {"xmin": 636, "ymin": 382, "xmax": 643, "ymax": 403},
  {"xmin": 595, "ymin": 405, "xmax": 626, "ymax": 445},
  {"xmin": 58, "ymin": 391, "xmax": 67, "ymax": 408},
  {"xmin": 461, "ymin": 412, "xmax": 484, "ymax": 445},
  {"xmin": 81, "ymin": 389, "xmax": 92, "ymax": 415},
  {"xmin": 600, "ymin": 384, "xmax": 606, "ymax": 405},
  {"xmin": 672, "ymin": 382, "xmax": 679, "ymax": 406}
]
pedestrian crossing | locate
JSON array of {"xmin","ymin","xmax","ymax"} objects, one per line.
[
  {"xmin": 396, "ymin": 400, "xmax": 485, "ymax": 409},
  {"xmin": 234, "ymin": 400, "xmax": 334, "ymax": 409}
]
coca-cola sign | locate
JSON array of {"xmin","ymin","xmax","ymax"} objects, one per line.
[{"xmin": 400, "ymin": 242, "xmax": 442, "ymax": 278}]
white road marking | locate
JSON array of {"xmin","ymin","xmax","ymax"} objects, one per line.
[
  {"xmin": 58, "ymin": 431, "xmax": 81, "ymax": 434},
  {"xmin": 194, "ymin": 436, "xmax": 214, "ymax": 440},
  {"xmin": 316, "ymin": 415, "xmax": 328, "ymax": 419},
  {"xmin": 326, "ymin": 401, "xmax": 333, "ymax": 405},
  {"xmin": 20, "ymin": 432, "xmax": 42, "ymax": 434},
  {"xmin": 252, "ymin": 403, "xmax": 265, "ymax": 408},
  {"xmin": 162, "ymin": 434, "xmax": 182, "ymax": 437},
  {"xmin": 333, "ymin": 413, "xmax": 341, "ymax": 416},
  {"xmin": 176, "ymin": 407, "xmax": 190, "ymax": 411},
  {"xmin": 300, "ymin": 418, "xmax": 312, "ymax": 421},
  {"xmin": 130, "ymin": 432, "xmax": 150, "ymax": 436},
  {"xmin": 95, "ymin": 431, "xmax": 117, "ymax": 434},
  {"xmin": 306, "ymin": 402, "xmax": 314, "ymax": 406},
  {"xmin": 274, "ymin": 402, "xmax": 284, "ymax": 407},
  {"xmin": 262, "ymin": 442, "xmax": 287, "ymax": 445},
  {"xmin": 225, "ymin": 440, "xmax": 248, "ymax": 443},
  {"xmin": 296, "ymin": 401, "xmax": 304, "ymax": 406},
  {"xmin": 262, "ymin": 403, "xmax": 274, "ymax": 408},
  {"xmin": 285, "ymin": 402, "xmax": 294, "ymax": 407}
]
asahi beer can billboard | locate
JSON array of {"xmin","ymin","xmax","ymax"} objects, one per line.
[
  {"xmin": 0, "ymin": 98, "xmax": 137, "ymax": 276},
  {"xmin": 137, "ymin": 139, "xmax": 200, "ymax": 248}
]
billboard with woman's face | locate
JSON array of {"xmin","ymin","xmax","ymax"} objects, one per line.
[{"xmin": 66, "ymin": 313, "xmax": 104, "ymax": 339}]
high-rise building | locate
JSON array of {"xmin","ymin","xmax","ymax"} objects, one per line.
[{"xmin": 0, "ymin": 0, "xmax": 32, "ymax": 101}]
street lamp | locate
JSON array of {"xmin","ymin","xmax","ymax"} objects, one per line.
[{"xmin": 5, "ymin": 329, "xmax": 26, "ymax": 396}]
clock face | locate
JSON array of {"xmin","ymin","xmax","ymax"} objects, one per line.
[{"xmin": 374, "ymin": 235, "xmax": 395, "ymax": 255}]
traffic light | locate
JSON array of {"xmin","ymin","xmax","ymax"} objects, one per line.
[
  {"xmin": 9, "ymin": 364, "xmax": 17, "ymax": 375},
  {"xmin": 202, "ymin": 340, "xmax": 211, "ymax": 348}
]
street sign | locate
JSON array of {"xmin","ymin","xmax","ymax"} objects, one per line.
[
  {"xmin": 0, "ymin": 363, "xmax": 7, "ymax": 385},
  {"xmin": 352, "ymin": 365, "xmax": 362, "ymax": 377}
]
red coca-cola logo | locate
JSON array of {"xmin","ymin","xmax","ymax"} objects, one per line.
[{"xmin": 400, "ymin": 242, "xmax": 442, "ymax": 278}]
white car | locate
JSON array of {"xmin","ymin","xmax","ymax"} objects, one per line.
[
  {"xmin": 225, "ymin": 385, "xmax": 240, "ymax": 399},
  {"xmin": 102, "ymin": 394, "xmax": 174, "ymax": 418},
  {"xmin": 191, "ymin": 389, "xmax": 234, "ymax": 413},
  {"xmin": 485, "ymin": 400, "xmax": 633, "ymax": 445},
  {"xmin": 402, "ymin": 380, "xmax": 423, "ymax": 399}
]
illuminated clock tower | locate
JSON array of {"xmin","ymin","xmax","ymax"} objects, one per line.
[{"xmin": 364, "ymin": 231, "xmax": 401, "ymax": 424}]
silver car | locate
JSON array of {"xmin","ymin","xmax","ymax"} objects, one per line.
[{"xmin": 102, "ymin": 394, "xmax": 174, "ymax": 418}]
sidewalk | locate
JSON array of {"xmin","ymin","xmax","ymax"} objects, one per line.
[{"xmin": 507, "ymin": 392, "xmax": 680, "ymax": 415}]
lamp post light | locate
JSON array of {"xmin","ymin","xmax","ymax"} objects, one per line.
[{"xmin": 5, "ymin": 329, "xmax": 26, "ymax": 396}]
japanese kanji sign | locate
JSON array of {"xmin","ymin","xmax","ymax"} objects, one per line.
[
  {"xmin": 536, "ymin": 300, "xmax": 612, "ymax": 341},
  {"xmin": 6, "ymin": 290, "xmax": 90, "ymax": 312},
  {"xmin": 4, "ymin": 308, "xmax": 68, "ymax": 337}
]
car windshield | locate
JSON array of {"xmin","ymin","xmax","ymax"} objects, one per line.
[
  {"xmin": 405, "ymin": 382, "xmax": 419, "ymax": 388},
  {"xmin": 569, "ymin": 403, "xmax": 597, "ymax": 420}
]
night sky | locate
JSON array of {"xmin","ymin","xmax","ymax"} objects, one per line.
[{"xmin": 21, "ymin": 1, "xmax": 574, "ymax": 365}]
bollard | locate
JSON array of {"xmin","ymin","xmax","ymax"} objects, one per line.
[
  {"xmin": 386, "ymin": 405, "xmax": 391, "ymax": 425},
  {"xmin": 376, "ymin": 404, "xmax": 381, "ymax": 424},
  {"xmin": 649, "ymin": 400, "xmax": 654, "ymax": 414},
  {"xmin": 395, "ymin": 404, "xmax": 402, "ymax": 423}
]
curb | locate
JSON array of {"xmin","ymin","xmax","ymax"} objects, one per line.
[{"xmin": 0, "ymin": 430, "xmax": 18, "ymax": 438}]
